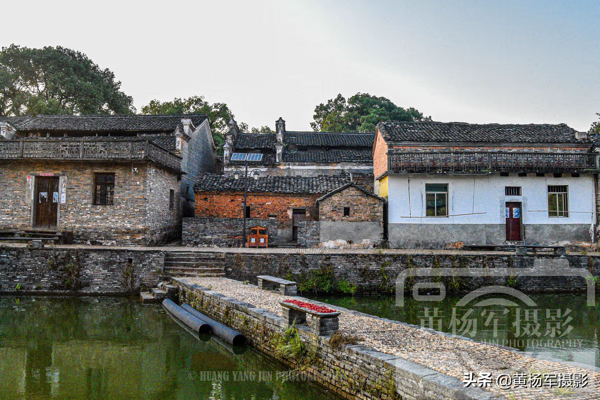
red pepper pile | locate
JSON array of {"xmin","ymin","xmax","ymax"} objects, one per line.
[{"xmin": 284, "ymin": 299, "xmax": 337, "ymax": 314}]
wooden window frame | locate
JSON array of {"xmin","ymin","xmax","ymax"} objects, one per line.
[
  {"xmin": 425, "ymin": 183, "xmax": 448, "ymax": 217},
  {"xmin": 93, "ymin": 173, "xmax": 115, "ymax": 206},
  {"xmin": 548, "ymin": 185, "xmax": 569, "ymax": 218}
]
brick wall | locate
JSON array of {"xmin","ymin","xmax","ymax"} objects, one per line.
[
  {"xmin": 319, "ymin": 186, "xmax": 383, "ymax": 222},
  {"xmin": 195, "ymin": 192, "xmax": 319, "ymax": 230},
  {"xmin": 0, "ymin": 161, "xmax": 180, "ymax": 245},
  {"xmin": 146, "ymin": 165, "xmax": 182, "ymax": 245}
]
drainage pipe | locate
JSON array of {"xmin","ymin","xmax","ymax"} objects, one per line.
[
  {"xmin": 181, "ymin": 303, "xmax": 245, "ymax": 346},
  {"xmin": 163, "ymin": 299, "xmax": 212, "ymax": 335}
]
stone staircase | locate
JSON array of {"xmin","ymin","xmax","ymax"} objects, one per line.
[
  {"xmin": 140, "ymin": 282, "xmax": 178, "ymax": 304},
  {"xmin": 162, "ymin": 251, "xmax": 226, "ymax": 278}
]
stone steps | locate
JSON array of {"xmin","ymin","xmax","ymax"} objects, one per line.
[
  {"xmin": 162, "ymin": 251, "xmax": 226, "ymax": 278},
  {"xmin": 141, "ymin": 283, "xmax": 178, "ymax": 304}
]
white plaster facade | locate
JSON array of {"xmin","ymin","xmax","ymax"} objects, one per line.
[{"xmin": 386, "ymin": 173, "xmax": 596, "ymax": 247}]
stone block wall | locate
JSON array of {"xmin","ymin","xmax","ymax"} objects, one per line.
[
  {"xmin": 145, "ymin": 165, "xmax": 182, "ymax": 245},
  {"xmin": 0, "ymin": 246, "xmax": 163, "ymax": 294},
  {"xmin": 297, "ymin": 220, "xmax": 320, "ymax": 247},
  {"xmin": 319, "ymin": 185, "xmax": 383, "ymax": 223},
  {"xmin": 183, "ymin": 217, "xmax": 280, "ymax": 247},
  {"xmin": 0, "ymin": 161, "xmax": 181, "ymax": 245},
  {"xmin": 223, "ymin": 251, "xmax": 600, "ymax": 294}
]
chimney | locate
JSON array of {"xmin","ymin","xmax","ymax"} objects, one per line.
[
  {"xmin": 276, "ymin": 117, "xmax": 286, "ymax": 142},
  {"xmin": 181, "ymin": 118, "xmax": 193, "ymax": 135}
]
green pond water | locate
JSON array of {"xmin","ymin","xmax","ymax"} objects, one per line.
[
  {"xmin": 311, "ymin": 293, "xmax": 600, "ymax": 369},
  {"xmin": 0, "ymin": 296, "xmax": 340, "ymax": 400}
]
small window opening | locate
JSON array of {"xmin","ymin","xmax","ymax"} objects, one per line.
[
  {"xmin": 343, "ymin": 207, "xmax": 350, "ymax": 217},
  {"xmin": 169, "ymin": 190, "xmax": 175, "ymax": 210},
  {"xmin": 505, "ymin": 187, "xmax": 521, "ymax": 196},
  {"xmin": 245, "ymin": 206, "xmax": 251, "ymax": 218}
]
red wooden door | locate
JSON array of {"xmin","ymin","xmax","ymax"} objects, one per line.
[
  {"xmin": 34, "ymin": 177, "xmax": 59, "ymax": 228},
  {"xmin": 505, "ymin": 202, "xmax": 522, "ymax": 241}
]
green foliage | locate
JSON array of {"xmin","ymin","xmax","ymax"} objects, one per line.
[
  {"xmin": 0, "ymin": 44, "xmax": 134, "ymax": 116},
  {"xmin": 141, "ymin": 96, "xmax": 273, "ymax": 154},
  {"xmin": 589, "ymin": 113, "xmax": 600, "ymax": 135},
  {"xmin": 297, "ymin": 259, "xmax": 335, "ymax": 294},
  {"xmin": 48, "ymin": 251, "xmax": 85, "ymax": 290},
  {"xmin": 274, "ymin": 325, "xmax": 305, "ymax": 359},
  {"xmin": 122, "ymin": 262, "xmax": 136, "ymax": 292},
  {"xmin": 311, "ymin": 92, "xmax": 428, "ymax": 133},
  {"xmin": 15, "ymin": 283, "xmax": 21, "ymax": 290},
  {"xmin": 337, "ymin": 279, "xmax": 357, "ymax": 295},
  {"xmin": 329, "ymin": 330, "xmax": 362, "ymax": 350}
]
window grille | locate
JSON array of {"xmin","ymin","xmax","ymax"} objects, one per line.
[
  {"xmin": 505, "ymin": 187, "xmax": 521, "ymax": 196},
  {"xmin": 548, "ymin": 186, "xmax": 568, "ymax": 217},
  {"xmin": 93, "ymin": 173, "xmax": 115, "ymax": 205},
  {"xmin": 425, "ymin": 184, "xmax": 448, "ymax": 217}
]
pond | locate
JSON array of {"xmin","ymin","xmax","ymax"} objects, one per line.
[
  {"xmin": 0, "ymin": 296, "xmax": 341, "ymax": 400},
  {"xmin": 311, "ymin": 293, "xmax": 600, "ymax": 369}
]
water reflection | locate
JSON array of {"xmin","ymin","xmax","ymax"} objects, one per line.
[
  {"xmin": 311, "ymin": 293, "xmax": 600, "ymax": 369},
  {"xmin": 0, "ymin": 297, "xmax": 340, "ymax": 400}
]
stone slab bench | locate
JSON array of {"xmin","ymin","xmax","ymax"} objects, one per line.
[
  {"xmin": 513, "ymin": 245, "xmax": 566, "ymax": 256},
  {"xmin": 280, "ymin": 300, "xmax": 340, "ymax": 336},
  {"xmin": 257, "ymin": 275, "xmax": 297, "ymax": 296}
]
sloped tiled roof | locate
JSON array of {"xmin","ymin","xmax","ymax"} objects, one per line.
[
  {"xmin": 283, "ymin": 149, "xmax": 372, "ymax": 163},
  {"xmin": 195, "ymin": 174, "xmax": 352, "ymax": 194},
  {"xmin": 3, "ymin": 114, "xmax": 206, "ymax": 133},
  {"xmin": 377, "ymin": 121, "xmax": 587, "ymax": 144},
  {"xmin": 234, "ymin": 133, "xmax": 276, "ymax": 149},
  {"xmin": 285, "ymin": 132, "xmax": 375, "ymax": 147},
  {"xmin": 316, "ymin": 182, "xmax": 385, "ymax": 203},
  {"xmin": 149, "ymin": 136, "xmax": 177, "ymax": 151}
]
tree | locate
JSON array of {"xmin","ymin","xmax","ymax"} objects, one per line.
[
  {"xmin": 250, "ymin": 125, "xmax": 274, "ymax": 133},
  {"xmin": 0, "ymin": 44, "xmax": 134, "ymax": 116},
  {"xmin": 590, "ymin": 113, "xmax": 600, "ymax": 135},
  {"xmin": 141, "ymin": 96, "xmax": 234, "ymax": 151},
  {"xmin": 311, "ymin": 92, "xmax": 427, "ymax": 132}
]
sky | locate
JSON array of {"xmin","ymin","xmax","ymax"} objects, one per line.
[{"xmin": 2, "ymin": 0, "xmax": 599, "ymax": 132}]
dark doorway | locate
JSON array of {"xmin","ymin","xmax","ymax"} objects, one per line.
[
  {"xmin": 292, "ymin": 209, "xmax": 306, "ymax": 241},
  {"xmin": 505, "ymin": 202, "xmax": 522, "ymax": 241},
  {"xmin": 34, "ymin": 176, "xmax": 59, "ymax": 228}
]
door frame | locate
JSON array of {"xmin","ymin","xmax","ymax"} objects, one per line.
[
  {"xmin": 505, "ymin": 201, "xmax": 523, "ymax": 242},
  {"xmin": 32, "ymin": 175, "xmax": 61, "ymax": 229}
]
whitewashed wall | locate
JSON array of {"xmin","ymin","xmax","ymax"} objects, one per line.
[{"xmin": 388, "ymin": 174, "xmax": 595, "ymax": 226}]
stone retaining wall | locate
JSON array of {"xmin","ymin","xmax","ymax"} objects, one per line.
[
  {"xmin": 0, "ymin": 246, "xmax": 163, "ymax": 294},
  {"xmin": 174, "ymin": 278, "xmax": 494, "ymax": 400},
  {"xmin": 223, "ymin": 252, "xmax": 600, "ymax": 294}
]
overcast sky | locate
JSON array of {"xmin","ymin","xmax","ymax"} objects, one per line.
[{"xmin": 3, "ymin": 0, "xmax": 599, "ymax": 131}]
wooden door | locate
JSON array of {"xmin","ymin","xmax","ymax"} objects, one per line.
[
  {"xmin": 505, "ymin": 202, "xmax": 522, "ymax": 241},
  {"xmin": 34, "ymin": 177, "xmax": 59, "ymax": 228}
]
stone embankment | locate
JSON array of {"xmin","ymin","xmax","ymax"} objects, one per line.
[{"xmin": 174, "ymin": 277, "xmax": 600, "ymax": 400}]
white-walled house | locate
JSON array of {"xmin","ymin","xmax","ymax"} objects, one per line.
[{"xmin": 373, "ymin": 121, "xmax": 598, "ymax": 248}]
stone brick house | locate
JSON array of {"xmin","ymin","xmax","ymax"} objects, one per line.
[
  {"xmin": 0, "ymin": 114, "xmax": 216, "ymax": 245},
  {"xmin": 373, "ymin": 121, "xmax": 598, "ymax": 248},
  {"xmin": 222, "ymin": 118, "xmax": 374, "ymax": 188},
  {"xmin": 317, "ymin": 182, "xmax": 386, "ymax": 245},
  {"xmin": 193, "ymin": 174, "xmax": 351, "ymax": 243}
]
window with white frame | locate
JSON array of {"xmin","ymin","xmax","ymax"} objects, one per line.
[
  {"xmin": 548, "ymin": 185, "xmax": 568, "ymax": 217},
  {"xmin": 426, "ymin": 184, "xmax": 448, "ymax": 217}
]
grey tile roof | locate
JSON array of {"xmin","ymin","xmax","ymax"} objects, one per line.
[
  {"xmin": 234, "ymin": 133, "xmax": 275, "ymax": 149},
  {"xmin": 3, "ymin": 114, "xmax": 206, "ymax": 133},
  {"xmin": 285, "ymin": 132, "xmax": 375, "ymax": 147},
  {"xmin": 377, "ymin": 121, "xmax": 587, "ymax": 144},
  {"xmin": 195, "ymin": 174, "xmax": 352, "ymax": 194},
  {"xmin": 316, "ymin": 182, "xmax": 385, "ymax": 203},
  {"xmin": 149, "ymin": 135, "xmax": 177, "ymax": 151},
  {"xmin": 283, "ymin": 149, "xmax": 372, "ymax": 163}
]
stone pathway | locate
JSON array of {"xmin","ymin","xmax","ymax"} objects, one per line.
[{"xmin": 189, "ymin": 277, "xmax": 600, "ymax": 400}]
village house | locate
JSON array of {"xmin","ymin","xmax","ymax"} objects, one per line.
[
  {"xmin": 316, "ymin": 182, "xmax": 386, "ymax": 245},
  {"xmin": 373, "ymin": 121, "xmax": 598, "ymax": 248},
  {"xmin": 0, "ymin": 114, "xmax": 216, "ymax": 245},
  {"xmin": 189, "ymin": 174, "xmax": 351, "ymax": 245},
  {"xmin": 222, "ymin": 118, "xmax": 374, "ymax": 188}
]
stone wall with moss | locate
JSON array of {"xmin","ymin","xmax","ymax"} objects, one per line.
[
  {"xmin": 174, "ymin": 278, "xmax": 492, "ymax": 400},
  {"xmin": 0, "ymin": 245, "xmax": 163, "ymax": 294},
  {"xmin": 223, "ymin": 252, "xmax": 600, "ymax": 295}
]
